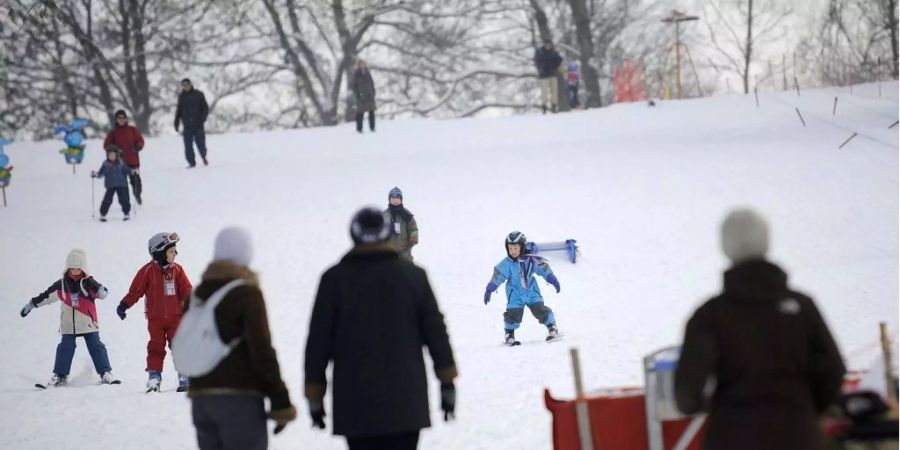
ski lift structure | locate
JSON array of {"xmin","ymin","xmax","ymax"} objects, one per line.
[{"xmin": 526, "ymin": 239, "xmax": 579, "ymax": 263}]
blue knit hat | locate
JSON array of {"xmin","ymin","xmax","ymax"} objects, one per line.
[{"xmin": 388, "ymin": 187, "xmax": 403, "ymax": 200}]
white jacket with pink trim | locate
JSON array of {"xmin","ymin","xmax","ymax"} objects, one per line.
[{"xmin": 31, "ymin": 275, "xmax": 109, "ymax": 335}]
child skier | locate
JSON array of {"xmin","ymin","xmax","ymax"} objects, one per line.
[
  {"xmin": 116, "ymin": 232, "xmax": 193, "ymax": 392},
  {"xmin": 483, "ymin": 231, "xmax": 562, "ymax": 346},
  {"xmin": 91, "ymin": 147, "xmax": 134, "ymax": 222},
  {"xmin": 385, "ymin": 187, "xmax": 419, "ymax": 261},
  {"xmin": 20, "ymin": 249, "xmax": 119, "ymax": 387},
  {"xmin": 566, "ymin": 63, "xmax": 580, "ymax": 109},
  {"xmin": 103, "ymin": 110, "xmax": 145, "ymax": 204}
]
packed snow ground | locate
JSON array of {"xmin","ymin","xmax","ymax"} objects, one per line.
[{"xmin": 0, "ymin": 83, "xmax": 897, "ymax": 449}]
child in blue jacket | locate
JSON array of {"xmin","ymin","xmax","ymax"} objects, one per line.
[
  {"xmin": 92, "ymin": 147, "xmax": 134, "ymax": 222},
  {"xmin": 484, "ymin": 231, "xmax": 561, "ymax": 345}
]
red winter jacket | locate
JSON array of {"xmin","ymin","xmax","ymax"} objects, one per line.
[
  {"xmin": 103, "ymin": 123, "xmax": 145, "ymax": 168},
  {"xmin": 121, "ymin": 262, "xmax": 192, "ymax": 320}
]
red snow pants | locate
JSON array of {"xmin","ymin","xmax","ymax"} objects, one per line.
[{"xmin": 146, "ymin": 315, "xmax": 182, "ymax": 372}]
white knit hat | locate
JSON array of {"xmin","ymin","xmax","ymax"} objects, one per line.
[
  {"xmin": 721, "ymin": 208, "xmax": 769, "ymax": 264},
  {"xmin": 213, "ymin": 227, "xmax": 254, "ymax": 266},
  {"xmin": 65, "ymin": 249, "xmax": 88, "ymax": 272}
]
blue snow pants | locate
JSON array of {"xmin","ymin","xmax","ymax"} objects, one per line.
[{"xmin": 54, "ymin": 332, "xmax": 111, "ymax": 376}]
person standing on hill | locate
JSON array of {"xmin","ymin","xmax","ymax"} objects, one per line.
[
  {"xmin": 175, "ymin": 78, "xmax": 209, "ymax": 168},
  {"xmin": 103, "ymin": 110, "xmax": 145, "ymax": 204},
  {"xmin": 533, "ymin": 39, "xmax": 563, "ymax": 114},
  {"xmin": 674, "ymin": 208, "xmax": 846, "ymax": 450},
  {"xmin": 385, "ymin": 187, "xmax": 418, "ymax": 262},
  {"xmin": 352, "ymin": 59, "xmax": 377, "ymax": 133}
]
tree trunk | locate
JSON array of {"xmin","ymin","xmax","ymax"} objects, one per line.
[
  {"xmin": 888, "ymin": 0, "xmax": 899, "ymax": 78},
  {"xmin": 743, "ymin": 0, "xmax": 754, "ymax": 94},
  {"xmin": 567, "ymin": 0, "xmax": 602, "ymax": 108}
]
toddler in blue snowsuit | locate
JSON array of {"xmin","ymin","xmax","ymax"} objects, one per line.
[
  {"xmin": 484, "ymin": 231, "xmax": 561, "ymax": 344},
  {"xmin": 92, "ymin": 147, "xmax": 133, "ymax": 221}
]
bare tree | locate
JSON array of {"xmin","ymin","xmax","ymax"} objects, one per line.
[{"xmin": 704, "ymin": 0, "xmax": 792, "ymax": 94}]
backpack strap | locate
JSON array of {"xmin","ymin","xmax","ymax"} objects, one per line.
[{"xmin": 198, "ymin": 279, "xmax": 247, "ymax": 311}]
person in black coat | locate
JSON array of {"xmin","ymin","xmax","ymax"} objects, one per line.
[
  {"xmin": 352, "ymin": 59, "xmax": 377, "ymax": 133},
  {"xmin": 305, "ymin": 207, "xmax": 458, "ymax": 450},
  {"xmin": 174, "ymin": 78, "xmax": 210, "ymax": 168},
  {"xmin": 674, "ymin": 208, "xmax": 846, "ymax": 450},
  {"xmin": 533, "ymin": 40, "xmax": 563, "ymax": 114}
]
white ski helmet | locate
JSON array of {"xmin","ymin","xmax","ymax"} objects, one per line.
[{"xmin": 148, "ymin": 232, "xmax": 180, "ymax": 256}]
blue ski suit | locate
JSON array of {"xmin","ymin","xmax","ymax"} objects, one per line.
[{"xmin": 484, "ymin": 254, "xmax": 559, "ymax": 330}]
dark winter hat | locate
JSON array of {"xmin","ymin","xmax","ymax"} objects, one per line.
[
  {"xmin": 350, "ymin": 207, "xmax": 391, "ymax": 245},
  {"xmin": 388, "ymin": 187, "xmax": 403, "ymax": 200},
  {"xmin": 721, "ymin": 208, "xmax": 769, "ymax": 264},
  {"xmin": 181, "ymin": 78, "xmax": 192, "ymax": 85},
  {"xmin": 115, "ymin": 109, "xmax": 127, "ymax": 118}
]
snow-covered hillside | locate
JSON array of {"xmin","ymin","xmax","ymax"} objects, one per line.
[{"xmin": 0, "ymin": 83, "xmax": 897, "ymax": 449}]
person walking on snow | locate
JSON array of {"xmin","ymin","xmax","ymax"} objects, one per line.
[
  {"xmin": 352, "ymin": 59, "xmax": 377, "ymax": 133},
  {"xmin": 117, "ymin": 232, "xmax": 193, "ymax": 392},
  {"xmin": 305, "ymin": 207, "xmax": 457, "ymax": 450},
  {"xmin": 188, "ymin": 227, "xmax": 296, "ymax": 449},
  {"xmin": 385, "ymin": 187, "xmax": 418, "ymax": 262},
  {"xmin": 103, "ymin": 110, "xmax": 145, "ymax": 204},
  {"xmin": 92, "ymin": 147, "xmax": 133, "ymax": 222},
  {"xmin": 174, "ymin": 78, "xmax": 209, "ymax": 168},
  {"xmin": 484, "ymin": 231, "xmax": 562, "ymax": 346},
  {"xmin": 566, "ymin": 63, "xmax": 580, "ymax": 109},
  {"xmin": 533, "ymin": 39, "xmax": 563, "ymax": 114},
  {"xmin": 20, "ymin": 249, "xmax": 118, "ymax": 387}
]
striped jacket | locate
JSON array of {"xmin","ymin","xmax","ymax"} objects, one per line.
[{"xmin": 31, "ymin": 275, "xmax": 109, "ymax": 334}]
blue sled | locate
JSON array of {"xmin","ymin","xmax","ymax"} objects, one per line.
[{"xmin": 525, "ymin": 239, "xmax": 578, "ymax": 263}]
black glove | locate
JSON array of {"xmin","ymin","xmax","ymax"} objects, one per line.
[
  {"xmin": 174, "ymin": 121, "xmax": 180, "ymax": 132},
  {"xmin": 90, "ymin": 171, "xmax": 97, "ymax": 178},
  {"xmin": 441, "ymin": 383, "xmax": 456, "ymax": 421},
  {"xmin": 20, "ymin": 301, "xmax": 35, "ymax": 317},
  {"xmin": 116, "ymin": 302, "xmax": 128, "ymax": 320},
  {"xmin": 308, "ymin": 400, "xmax": 326, "ymax": 429}
]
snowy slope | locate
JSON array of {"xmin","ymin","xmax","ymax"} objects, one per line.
[{"xmin": 0, "ymin": 83, "xmax": 896, "ymax": 450}]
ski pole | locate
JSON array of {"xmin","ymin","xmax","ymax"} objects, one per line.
[{"xmin": 91, "ymin": 175, "xmax": 95, "ymax": 218}]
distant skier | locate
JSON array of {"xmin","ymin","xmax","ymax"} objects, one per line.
[
  {"xmin": 384, "ymin": 187, "xmax": 419, "ymax": 261},
  {"xmin": 103, "ymin": 110, "xmax": 145, "ymax": 204},
  {"xmin": 533, "ymin": 39, "xmax": 563, "ymax": 114},
  {"xmin": 91, "ymin": 147, "xmax": 133, "ymax": 222},
  {"xmin": 352, "ymin": 59, "xmax": 377, "ymax": 133},
  {"xmin": 117, "ymin": 232, "xmax": 193, "ymax": 392},
  {"xmin": 566, "ymin": 63, "xmax": 580, "ymax": 109},
  {"xmin": 20, "ymin": 249, "xmax": 118, "ymax": 388},
  {"xmin": 484, "ymin": 231, "xmax": 561, "ymax": 346},
  {"xmin": 174, "ymin": 78, "xmax": 209, "ymax": 168}
]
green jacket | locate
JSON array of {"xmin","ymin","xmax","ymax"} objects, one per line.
[{"xmin": 385, "ymin": 207, "xmax": 418, "ymax": 261}]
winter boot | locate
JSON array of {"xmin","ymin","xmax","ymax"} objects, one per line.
[
  {"xmin": 176, "ymin": 374, "xmax": 190, "ymax": 392},
  {"xmin": 546, "ymin": 324, "xmax": 561, "ymax": 342},
  {"xmin": 135, "ymin": 194, "xmax": 142, "ymax": 205},
  {"xmin": 202, "ymin": 157, "xmax": 208, "ymax": 166},
  {"xmin": 47, "ymin": 373, "xmax": 67, "ymax": 387},
  {"xmin": 123, "ymin": 213, "xmax": 130, "ymax": 221},
  {"xmin": 99, "ymin": 216, "xmax": 107, "ymax": 222},
  {"xmin": 100, "ymin": 371, "xmax": 120, "ymax": 385},
  {"xmin": 146, "ymin": 371, "xmax": 161, "ymax": 392},
  {"xmin": 504, "ymin": 330, "xmax": 520, "ymax": 347}
]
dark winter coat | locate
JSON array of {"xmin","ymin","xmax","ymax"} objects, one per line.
[
  {"xmin": 96, "ymin": 159, "xmax": 133, "ymax": 189},
  {"xmin": 186, "ymin": 262, "xmax": 293, "ymax": 411},
  {"xmin": 385, "ymin": 205, "xmax": 418, "ymax": 261},
  {"xmin": 352, "ymin": 69, "xmax": 376, "ymax": 112},
  {"xmin": 674, "ymin": 259, "xmax": 846, "ymax": 450},
  {"xmin": 103, "ymin": 122, "xmax": 144, "ymax": 167},
  {"xmin": 175, "ymin": 88, "xmax": 209, "ymax": 130},
  {"xmin": 304, "ymin": 243, "xmax": 457, "ymax": 438},
  {"xmin": 534, "ymin": 47, "xmax": 563, "ymax": 79}
]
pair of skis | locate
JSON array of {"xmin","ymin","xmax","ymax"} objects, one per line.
[
  {"xmin": 35, "ymin": 379, "xmax": 121, "ymax": 389},
  {"xmin": 505, "ymin": 334, "xmax": 565, "ymax": 347}
]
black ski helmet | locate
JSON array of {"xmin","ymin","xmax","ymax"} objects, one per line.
[{"xmin": 505, "ymin": 231, "xmax": 527, "ymax": 257}]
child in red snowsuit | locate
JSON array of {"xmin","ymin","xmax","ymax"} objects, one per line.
[{"xmin": 117, "ymin": 232, "xmax": 192, "ymax": 392}]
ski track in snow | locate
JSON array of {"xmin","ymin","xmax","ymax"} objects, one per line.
[{"xmin": 0, "ymin": 83, "xmax": 896, "ymax": 449}]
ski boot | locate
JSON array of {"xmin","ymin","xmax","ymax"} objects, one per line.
[
  {"xmin": 146, "ymin": 371, "xmax": 161, "ymax": 393},
  {"xmin": 504, "ymin": 330, "xmax": 521, "ymax": 347},
  {"xmin": 99, "ymin": 215, "xmax": 107, "ymax": 222},
  {"xmin": 176, "ymin": 374, "xmax": 190, "ymax": 393},
  {"xmin": 546, "ymin": 324, "xmax": 561, "ymax": 342},
  {"xmin": 48, "ymin": 373, "xmax": 67, "ymax": 387},
  {"xmin": 100, "ymin": 371, "xmax": 120, "ymax": 385},
  {"xmin": 123, "ymin": 213, "xmax": 130, "ymax": 221}
]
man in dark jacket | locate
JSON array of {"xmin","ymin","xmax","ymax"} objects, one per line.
[
  {"xmin": 305, "ymin": 207, "xmax": 457, "ymax": 450},
  {"xmin": 352, "ymin": 59, "xmax": 376, "ymax": 133},
  {"xmin": 174, "ymin": 78, "xmax": 209, "ymax": 168},
  {"xmin": 533, "ymin": 40, "xmax": 562, "ymax": 114},
  {"xmin": 188, "ymin": 227, "xmax": 296, "ymax": 450},
  {"xmin": 674, "ymin": 208, "xmax": 846, "ymax": 450}
]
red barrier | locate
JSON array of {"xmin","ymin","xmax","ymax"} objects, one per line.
[{"xmin": 544, "ymin": 388, "xmax": 705, "ymax": 450}]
